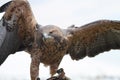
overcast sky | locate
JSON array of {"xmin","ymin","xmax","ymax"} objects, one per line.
[{"xmin": 0, "ymin": 0, "xmax": 120, "ymax": 80}]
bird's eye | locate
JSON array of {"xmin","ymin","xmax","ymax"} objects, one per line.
[
  {"xmin": 49, "ymin": 30, "xmax": 56, "ymax": 34},
  {"xmin": 49, "ymin": 31, "xmax": 53, "ymax": 34}
]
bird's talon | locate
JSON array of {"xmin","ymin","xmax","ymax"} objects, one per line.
[
  {"xmin": 57, "ymin": 68, "xmax": 64, "ymax": 74},
  {"xmin": 37, "ymin": 77, "xmax": 40, "ymax": 80}
]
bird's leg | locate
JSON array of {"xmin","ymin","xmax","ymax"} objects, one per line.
[
  {"xmin": 48, "ymin": 67, "xmax": 67, "ymax": 80},
  {"xmin": 46, "ymin": 64, "xmax": 59, "ymax": 80},
  {"xmin": 50, "ymin": 64, "xmax": 59, "ymax": 77},
  {"xmin": 30, "ymin": 56, "xmax": 40, "ymax": 80}
]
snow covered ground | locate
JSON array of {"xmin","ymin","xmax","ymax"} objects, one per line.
[{"xmin": 0, "ymin": 0, "xmax": 120, "ymax": 80}]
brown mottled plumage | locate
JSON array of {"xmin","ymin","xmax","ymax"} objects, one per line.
[
  {"xmin": 26, "ymin": 25, "xmax": 68, "ymax": 80},
  {"xmin": 27, "ymin": 20, "xmax": 120, "ymax": 80},
  {"xmin": 3, "ymin": 0, "xmax": 37, "ymax": 46},
  {"xmin": 67, "ymin": 20, "xmax": 120, "ymax": 59}
]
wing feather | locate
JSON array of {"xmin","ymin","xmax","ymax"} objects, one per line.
[
  {"xmin": 66, "ymin": 20, "xmax": 120, "ymax": 60},
  {"xmin": 0, "ymin": 1, "xmax": 12, "ymax": 13}
]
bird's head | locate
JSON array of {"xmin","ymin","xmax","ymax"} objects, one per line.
[
  {"xmin": 40, "ymin": 25, "xmax": 63, "ymax": 40},
  {"xmin": 34, "ymin": 25, "xmax": 68, "ymax": 49}
]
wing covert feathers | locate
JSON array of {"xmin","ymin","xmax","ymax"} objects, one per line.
[{"xmin": 67, "ymin": 20, "xmax": 120, "ymax": 60}]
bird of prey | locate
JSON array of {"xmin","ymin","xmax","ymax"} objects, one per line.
[
  {"xmin": 26, "ymin": 20, "xmax": 120, "ymax": 80},
  {"xmin": 0, "ymin": 0, "xmax": 37, "ymax": 68},
  {"xmin": 1, "ymin": 0, "xmax": 120, "ymax": 80}
]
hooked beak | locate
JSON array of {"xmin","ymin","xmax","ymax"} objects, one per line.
[
  {"xmin": 43, "ymin": 33, "xmax": 52, "ymax": 39},
  {"xmin": 42, "ymin": 33, "xmax": 53, "ymax": 42}
]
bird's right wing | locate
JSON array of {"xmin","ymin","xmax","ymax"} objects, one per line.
[{"xmin": 66, "ymin": 20, "xmax": 120, "ymax": 60}]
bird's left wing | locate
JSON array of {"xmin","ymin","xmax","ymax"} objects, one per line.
[{"xmin": 66, "ymin": 20, "xmax": 120, "ymax": 60}]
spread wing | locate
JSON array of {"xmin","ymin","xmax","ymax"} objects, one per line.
[{"xmin": 66, "ymin": 20, "xmax": 120, "ymax": 60}]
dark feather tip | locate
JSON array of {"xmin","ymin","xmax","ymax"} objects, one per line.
[{"xmin": 0, "ymin": 1, "xmax": 12, "ymax": 13}]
